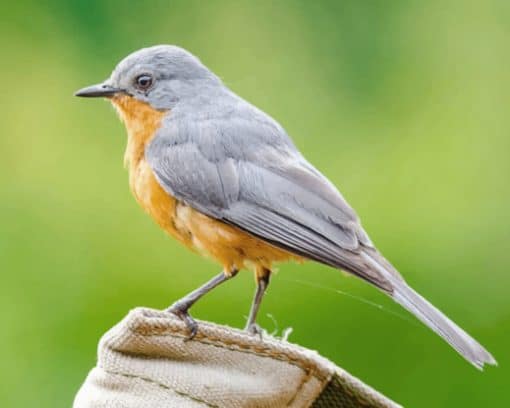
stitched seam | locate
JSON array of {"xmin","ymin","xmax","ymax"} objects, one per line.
[
  {"xmin": 309, "ymin": 371, "xmax": 335, "ymax": 406},
  {"xmin": 103, "ymin": 368, "xmax": 219, "ymax": 408},
  {"xmin": 135, "ymin": 331, "xmax": 326, "ymax": 381},
  {"xmin": 285, "ymin": 368, "xmax": 314, "ymax": 407},
  {"xmin": 128, "ymin": 328, "xmax": 329, "ymax": 383}
]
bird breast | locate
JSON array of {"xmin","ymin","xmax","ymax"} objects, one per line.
[{"xmin": 111, "ymin": 94, "xmax": 299, "ymax": 275}]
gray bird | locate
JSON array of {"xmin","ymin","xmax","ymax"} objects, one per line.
[{"xmin": 75, "ymin": 45, "xmax": 496, "ymax": 369}]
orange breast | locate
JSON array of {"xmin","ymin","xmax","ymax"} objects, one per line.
[{"xmin": 111, "ymin": 95, "xmax": 300, "ymax": 276}]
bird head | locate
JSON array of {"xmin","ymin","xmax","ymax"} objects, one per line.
[{"xmin": 75, "ymin": 45, "xmax": 221, "ymax": 111}]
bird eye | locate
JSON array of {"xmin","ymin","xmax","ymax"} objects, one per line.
[{"xmin": 135, "ymin": 74, "xmax": 153, "ymax": 90}]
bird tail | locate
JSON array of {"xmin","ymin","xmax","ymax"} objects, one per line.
[{"xmin": 361, "ymin": 252, "xmax": 497, "ymax": 370}]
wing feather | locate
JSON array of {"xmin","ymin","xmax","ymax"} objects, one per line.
[{"xmin": 147, "ymin": 114, "xmax": 391, "ymax": 291}]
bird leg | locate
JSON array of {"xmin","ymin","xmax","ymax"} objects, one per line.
[
  {"xmin": 245, "ymin": 269, "xmax": 271, "ymax": 336},
  {"xmin": 168, "ymin": 268, "xmax": 238, "ymax": 338}
]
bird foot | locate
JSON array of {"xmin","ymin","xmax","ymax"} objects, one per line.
[
  {"xmin": 168, "ymin": 303, "xmax": 198, "ymax": 340},
  {"xmin": 245, "ymin": 323, "xmax": 264, "ymax": 339}
]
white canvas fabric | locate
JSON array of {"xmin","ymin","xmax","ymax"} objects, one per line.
[{"xmin": 74, "ymin": 307, "xmax": 400, "ymax": 408}]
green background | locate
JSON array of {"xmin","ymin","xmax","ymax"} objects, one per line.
[{"xmin": 1, "ymin": 1, "xmax": 508, "ymax": 406}]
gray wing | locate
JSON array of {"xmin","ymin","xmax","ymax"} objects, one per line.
[{"xmin": 146, "ymin": 113, "xmax": 395, "ymax": 291}]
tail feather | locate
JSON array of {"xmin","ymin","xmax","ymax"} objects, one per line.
[
  {"xmin": 362, "ymin": 252, "xmax": 497, "ymax": 369},
  {"xmin": 392, "ymin": 281, "xmax": 496, "ymax": 369}
]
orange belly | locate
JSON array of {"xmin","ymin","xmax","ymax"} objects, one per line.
[
  {"xmin": 130, "ymin": 159, "xmax": 298, "ymax": 275},
  {"xmin": 111, "ymin": 95, "xmax": 299, "ymax": 276}
]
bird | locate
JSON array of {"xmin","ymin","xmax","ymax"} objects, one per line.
[{"xmin": 75, "ymin": 45, "xmax": 496, "ymax": 369}]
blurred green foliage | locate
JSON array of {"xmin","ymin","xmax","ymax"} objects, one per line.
[{"xmin": 1, "ymin": 1, "xmax": 509, "ymax": 406}]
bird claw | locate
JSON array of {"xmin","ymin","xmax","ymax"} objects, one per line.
[
  {"xmin": 168, "ymin": 303, "xmax": 199, "ymax": 340},
  {"xmin": 245, "ymin": 323, "xmax": 264, "ymax": 339}
]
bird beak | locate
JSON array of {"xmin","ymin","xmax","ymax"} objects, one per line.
[{"xmin": 74, "ymin": 83, "xmax": 122, "ymax": 98}]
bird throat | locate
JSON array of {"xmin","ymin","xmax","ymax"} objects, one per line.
[{"xmin": 110, "ymin": 94, "xmax": 166, "ymax": 171}]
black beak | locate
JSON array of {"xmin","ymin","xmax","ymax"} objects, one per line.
[{"xmin": 74, "ymin": 83, "xmax": 122, "ymax": 98}]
